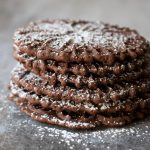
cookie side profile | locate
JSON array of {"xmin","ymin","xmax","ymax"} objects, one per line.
[
  {"xmin": 13, "ymin": 63, "xmax": 145, "ymax": 90},
  {"xmin": 14, "ymin": 48, "xmax": 145, "ymax": 76},
  {"xmin": 11, "ymin": 64, "xmax": 150, "ymax": 104},
  {"xmin": 9, "ymin": 81, "xmax": 150, "ymax": 129},
  {"xmin": 10, "ymin": 81, "xmax": 150, "ymax": 115}
]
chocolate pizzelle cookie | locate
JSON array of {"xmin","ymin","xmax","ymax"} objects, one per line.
[
  {"xmin": 9, "ymin": 19, "xmax": 150, "ymax": 129},
  {"xmin": 13, "ymin": 20, "xmax": 149, "ymax": 64},
  {"xmin": 11, "ymin": 64, "xmax": 150, "ymax": 104},
  {"xmin": 14, "ymin": 49, "xmax": 145, "ymax": 76}
]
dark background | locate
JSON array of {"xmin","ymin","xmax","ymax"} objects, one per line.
[{"xmin": 0, "ymin": 0, "xmax": 150, "ymax": 150}]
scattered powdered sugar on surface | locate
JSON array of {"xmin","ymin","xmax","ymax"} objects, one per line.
[{"xmin": 0, "ymin": 89, "xmax": 150, "ymax": 150}]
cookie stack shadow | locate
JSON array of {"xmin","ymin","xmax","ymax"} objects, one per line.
[{"xmin": 9, "ymin": 20, "xmax": 150, "ymax": 129}]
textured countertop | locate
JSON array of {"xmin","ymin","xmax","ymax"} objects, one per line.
[{"xmin": 0, "ymin": 0, "xmax": 150, "ymax": 149}]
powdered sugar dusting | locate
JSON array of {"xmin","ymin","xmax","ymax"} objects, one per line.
[
  {"xmin": 12, "ymin": 118, "xmax": 150, "ymax": 150},
  {"xmin": 14, "ymin": 19, "xmax": 142, "ymax": 53}
]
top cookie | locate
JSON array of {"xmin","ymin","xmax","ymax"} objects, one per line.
[{"xmin": 13, "ymin": 19, "xmax": 149, "ymax": 64}]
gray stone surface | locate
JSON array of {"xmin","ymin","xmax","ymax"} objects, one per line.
[{"xmin": 0, "ymin": 0, "xmax": 150, "ymax": 149}]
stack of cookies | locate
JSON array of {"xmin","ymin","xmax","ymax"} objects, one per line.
[{"xmin": 9, "ymin": 19, "xmax": 150, "ymax": 129}]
